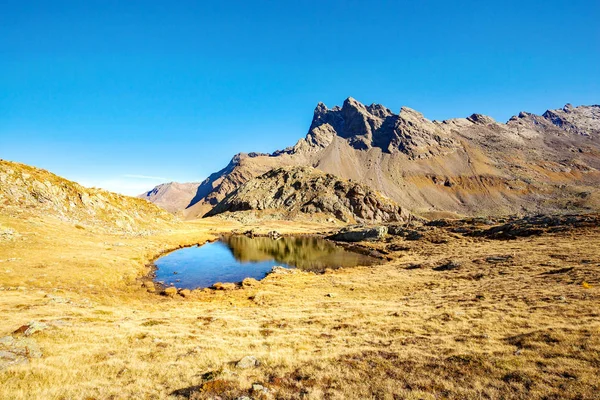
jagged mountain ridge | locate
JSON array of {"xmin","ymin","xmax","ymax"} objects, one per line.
[{"xmin": 140, "ymin": 98, "xmax": 600, "ymax": 219}]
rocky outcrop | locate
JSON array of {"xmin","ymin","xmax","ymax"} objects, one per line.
[
  {"xmin": 327, "ymin": 226, "xmax": 389, "ymax": 242},
  {"xmin": 142, "ymin": 98, "xmax": 600, "ymax": 219},
  {"xmin": 206, "ymin": 167, "xmax": 410, "ymax": 223}
]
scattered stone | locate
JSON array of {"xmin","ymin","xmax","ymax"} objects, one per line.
[
  {"xmin": 0, "ymin": 350, "xmax": 17, "ymax": 360},
  {"xmin": 267, "ymin": 230, "xmax": 281, "ymax": 239},
  {"xmin": 0, "ymin": 336, "xmax": 14, "ymax": 345},
  {"xmin": 486, "ymin": 255, "xmax": 513, "ymax": 263},
  {"xmin": 212, "ymin": 282, "xmax": 237, "ymax": 290},
  {"xmin": 326, "ymin": 293, "xmax": 336, "ymax": 298},
  {"xmin": 327, "ymin": 225, "xmax": 388, "ymax": 242},
  {"xmin": 14, "ymin": 321, "xmax": 49, "ymax": 337},
  {"xmin": 142, "ymin": 281, "xmax": 155, "ymax": 293},
  {"xmin": 269, "ymin": 266, "xmax": 293, "ymax": 275},
  {"xmin": 162, "ymin": 287, "xmax": 178, "ymax": 297},
  {"xmin": 242, "ymin": 277, "xmax": 260, "ymax": 287},
  {"xmin": 433, "ymin": 260, "xmax": 462, "ymax": 271},
  {"xmin": 179, "ymin": 289, "xmax": 191, "ymax": 298},
  {"xmin": 236, "ymin": 355, "xmax": 260, "ymax": 369},
  {"xmin": 0, "ymin": 336, "xmax": 43, "ymax": 369},
  {"xmin": 251, "ymin": 383, "xmax": 270, "ymax": 394}
]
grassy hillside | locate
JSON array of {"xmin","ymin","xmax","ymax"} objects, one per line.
[{"xmin": 0, "ymin": 160, "xmax": 598, "ymax": 399}]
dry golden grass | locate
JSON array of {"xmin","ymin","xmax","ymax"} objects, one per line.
[{"xmin": 0, "ymin": 210, "xmax": 599, "ymax": 399}]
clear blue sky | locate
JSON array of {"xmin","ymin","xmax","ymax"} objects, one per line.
[{"xmin": 1, "ymin": 0, "xmax": 598, "ymax": 195}]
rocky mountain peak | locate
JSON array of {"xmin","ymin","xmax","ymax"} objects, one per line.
[
  {"xmin": 467, "ymin": 113, "xmax": 496, "ymax": 125},
  {"xmin": 542, "ymin": 104, "xmax": 600, "ymax": 136},
  {"xmin": 314, "ymin": 102, "xmax": 328, "ymax": 115},
  {"xmin": 294, "ymin": 97, "xmax": 459, "ymax": 157}
]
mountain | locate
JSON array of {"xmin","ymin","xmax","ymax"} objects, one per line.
[
  {"xmin": 141, "ymin": 98, "xmax": 600, "ymax": 219},
  {"xmin": 205, "ymin": 166, "xmax": 410, "ymax": 223},
  {"xmin": 0, "ymin": 160, "xmax": 175, "ymax": 233}
]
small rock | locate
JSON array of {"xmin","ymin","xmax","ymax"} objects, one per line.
[
  {"xmin": 0, "ymin": 336, "xmax": 14, "ymax": 345},
  {"xmin": 0, "ymin": 350, "xmax": 17, "ymax": 360},
  {"xmin": 162, "ymin": 287, "xmax": 178, "ymax": 297},
  {"xmin": 326, "ymin": 293, "xmax": 336, "ymax": 298},
  {"xmin": 327, "ymin": 225, "xmax": 388, "ymax": 242},
  {"xmin": 14, "ymin": 321, "xmax": 49, "ymax": 337},
  {"xmin": 179, "ymin": 289, "xmax": 192, "ymax": 298},
  {"xmin": 142, "ymin": 281, "xmax": 155, "ymax": 293},
  {"xmin": 212, "ymin": 282, "xmax": 237, "ymax": 290},
  {"xmin": 236, "ymin": 355, "xmax": 260, "ymax": 369},
  {"xmin": 269, "ymin": 266, "xmax": 292, "ymax": 275},
  {"xmin": 242, "ymin": 277, "xmax": 260, "ymax": 287},
  {"xmin": 433, "ymin": 260, "xmax": 461, "ymax": 271},
  {"xmin": 267, "ymin": 230, "xmax": 281, "ymax": 239},
  {"xmin": 486, "ymin": 255, "xmax": 512, "ymax": 263}
]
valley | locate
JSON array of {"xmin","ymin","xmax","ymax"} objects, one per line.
[{"xmin": 1, "ymin": 159, "xmax": 599, "ymax": 399}]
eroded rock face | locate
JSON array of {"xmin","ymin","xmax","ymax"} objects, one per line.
[
  {"xmin": 205, "ymin": 167, "xmax": 410, "ymax": 223},
  {"xmin": 292, "ymin": 98, "xmax": 458, "ymax": 158},
  {"xmin": 142, "ymin": 98, "xmax": 600, "ymax": 219}
]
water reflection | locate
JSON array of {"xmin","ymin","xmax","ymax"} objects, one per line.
[
  {"xmin": 153, "ymin": 235, "xmax": 380, "ymax": 289},
  {"xmin": 221, "ymin": 235, "xmax": 380, "ymax": 272}
]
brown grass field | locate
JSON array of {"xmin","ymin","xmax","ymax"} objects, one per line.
[{"xmin": 0, "ymin": 210, "xmax": 599, "ymax": 399}]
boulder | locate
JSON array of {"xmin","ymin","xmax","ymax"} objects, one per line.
[
  {"xmin": 327, "ymin": 225, "xmax": 388, "ymax": 242},
  {"xmin": 162, "ymin": 287, "xmax": 178, "ymax": 297},
  {"xmin": 142, "ymin": 281, "xmax": 155, "ymax": 293},
  {"xmin": 236, "ymin": 355, "xmax": 260, "ymax": 369},
  {"xmin": 212, "ymin": 282, "xmax": 237, "ymax": 290},
  {"xmin": 14, "ymin": 321, "xmax": 49, "ymax": 337},
  {"xmin": 242, "ymin": 278, "xmax": 260, "ymax": 287}
]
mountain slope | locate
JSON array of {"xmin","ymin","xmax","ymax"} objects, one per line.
[
  {"xmin": 206, "ymin": 166, "xmax": 410, "ymax": 223},
  {"xmin": 142, "ymin": 98, "xmax": 600, "ymax": 218},
  {"xmin": 0, "ymin": 159, "xmax": 175, "ymax": 233}
]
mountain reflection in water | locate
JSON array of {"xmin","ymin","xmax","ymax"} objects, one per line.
[
  {"xmin": 153, "ymin": 235, "xmax": 381, "ymax": 289},
  {"xmin": 221, "ymin": 235, "xmax": 380, "ymax": 272}
]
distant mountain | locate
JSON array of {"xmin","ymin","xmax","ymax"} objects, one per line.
[
  {"xmin": 0, "ymin": 160, "xmax": 174, "ymax": 232},
  {"xmin": 140, "ymin": 98, "xmax": 600, "ymax": 219},
  {"xmin": 205, "ymin": 166, "xmax": 411, "ymax": 223}
]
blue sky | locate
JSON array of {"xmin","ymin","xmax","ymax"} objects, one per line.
[{"xmin": 1, "ymin": 0, "xmax": 598, "ymax": 195}]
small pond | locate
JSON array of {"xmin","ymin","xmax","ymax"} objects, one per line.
[{"xmin": 153, "ymin": 235, "xmax": 380, "ymax": 289}]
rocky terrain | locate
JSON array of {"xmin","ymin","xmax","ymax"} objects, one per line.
[
  {"xmin": 141, "ymin": 98, "xmax": 600, "ymax": 219},
  {"xmin": 140, "ymin": 181, "xmax": 202, "ymax": 214},
  {"xmin": 206, "ymin": 166, "xmax": 410, "ymax": 223},
  {"xmin": 0, "ymin": 159, "xmax": 174, "ymax": 233}
]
